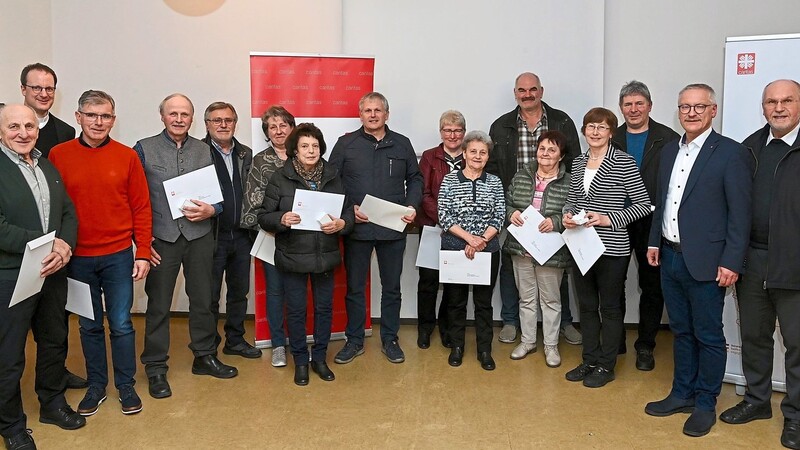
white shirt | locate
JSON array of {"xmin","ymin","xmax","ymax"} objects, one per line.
[
  {"xmin": 37, "ymin": 113, "xmax": 50, "ymax": 129},
  {"xmin": 661, "ymin": 127, "xmax": 713, "ymax": 243},
  {"xmin": 583, "ymin": 168, "xmax": 597, "ymax": 195},
  {"xmin": 769, "ymin": 122, "xmax": 800, "ymax": 146}
]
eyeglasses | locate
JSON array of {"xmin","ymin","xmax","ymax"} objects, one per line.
[
  {"xmin": 24, "ymin": 85, "xmax": 56, "ymax": 95},
  {"xmin": 584, "ymin": 123, "xmax": 610, "ymax": 132},
  {"xmin": 763, "ymin": 98, "xmax": 798, "ymax": 109},
  {"xmin": 206, "ymin": 118, "xmax": 236, "ymax": 126},
  {"xmin": 678, "ymin": 104, "xmax": 711, "ymax": 114},
  {"xmin": 79, "ymin": 111, "xmax": 115, "ymax": 122},
  {"xmin": 441, "ymin": 128, "xmax": 465, "ymax": 136}
]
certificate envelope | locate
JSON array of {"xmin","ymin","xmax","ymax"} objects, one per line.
[
  {"xmin": 438, "ymin": 250, "xmax": 491, "ymax": 285},
  {"xmin": 66, "ymin": 278, "xmax": 94, "ymax": 320},
  {"xmin": 10, "ymin": 231, "xmax": 56, "ymax": 308},
  {"xmin": 359, "ymin": 194, "xmax": 412, "ymax": 233},
  {"xmin": 507, "ymin": 206, "xmax": 565, "ymax": 265},
  {"xmin": 415, "ymin": 225, "xmax": 442, "ymax": 269},
  {"xmin": 562, "ymin": 226, "xmax": 606, "ymax": 275},
  {"xmin": 250, "ymin": 230, "xmax": 276, "ymax": 265},
  {"xmin": 162, "ymin": 165, "xmax": 224, "ymax": 219},
  {"xmin": 291, "ymin": 190, "xmax": 345, "ymax": 231}
]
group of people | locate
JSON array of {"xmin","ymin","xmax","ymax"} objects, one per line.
[{"xmin": 0, "ymin": 63, "xmax": 798, "ymax": 450}]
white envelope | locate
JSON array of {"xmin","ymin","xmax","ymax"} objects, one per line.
[
  {"xmin": 438, "ymin": 250, "xmax": 491, "ymax": 285},
  {"xmin": 415, "ymin": 225, "xmax": 442, "ymax": 269},
  {"xmin": 562, "ymin": 226, "xmax": 606, "ymax": 275},
  {"xmin": 291, "ymin": 190, "xmax": 345, "ymax": 232},
  {"xmin": 250, "ymin": 230, "xmax": 276, "ymax": 265},
  {"xmin": 359, "ymin": 194, "xmax": 413, "ymax": 233},
  {"xmin": 162, "ymin": 165, "xmax": 224, "ymax": 219},
  {"xmin": 66, "ymin": 278, "xmax": 94, "ymax": 320},
  {"xmin": 507, "ymin": 206, "xmax": 565, "ymax": 265},
  {"xmin": 10, "ymin": 231, "xmax": 56, "ymax": 308}
]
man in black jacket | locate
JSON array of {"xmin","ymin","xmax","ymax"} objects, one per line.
[
  {"xmin": 718, "ymin": 79, "xmax": 800, "ymax": 450},
  {"xmin": 612, "ymin": 80, "xmax": 679, "ymax": 371},
  {"xmin": 486, "ymin": 72, "xmax": 582, "ymax": 347},
  {"xmin": 19, "ymin": 64, "xmax": 75, "ymax": 158},
  {"xmin": 202, "ymin": 102, "xmax": 261, "ymax": 359}
]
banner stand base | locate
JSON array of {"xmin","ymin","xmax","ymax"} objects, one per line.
[
  {"xmin": 255, "ymin": 329, "xmax": 372, "ymax": 349},
  {"xmin": 724, "ymin": 373, "xmax": 786, "ymax": 396}
]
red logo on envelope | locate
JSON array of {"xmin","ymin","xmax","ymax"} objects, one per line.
[{"xmin": 737, "ymin": 53, "xmax": 755, "ymax": 75}]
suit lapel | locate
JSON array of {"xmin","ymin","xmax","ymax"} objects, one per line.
[{"xmin": 681, "ymin": 131, "xmax": 719, "ymax": 202}]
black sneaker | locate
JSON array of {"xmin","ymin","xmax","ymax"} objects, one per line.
[
  {"xmin": 382, "ymin": 340, "xmax": 405, "ymax": 363},
  {"xmin": 334, "ymin": 341, "xmax": 364, "ymax": 364},
  {"xmin": 3, "ymin": 429, "xmax": 35, "ymax": 450},
  {"xmin": 565, "ymin": 362, "xmax": 595, "ymax": 382},
  {"xmin": 583, "ymin": 366, "xmax": 616, "ymax": 388},
  {"xmin": 77, "ymin": 385, "xmax": 107, "ymax": 416},
  {"xmin": 119, "ymin": 384, "xmax": 143, "ymax": 415}
]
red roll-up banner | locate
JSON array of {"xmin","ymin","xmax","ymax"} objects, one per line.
[{"xmin": 249, "ymin": 53, "xmax": 375, "ymax": 347}]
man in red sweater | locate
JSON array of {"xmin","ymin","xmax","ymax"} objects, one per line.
[{"xmin": 50, "ymin": 90, "xmax": 152, "ymax": 417}]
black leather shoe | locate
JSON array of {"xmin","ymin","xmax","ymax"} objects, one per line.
[
  {"xmin": 294, "ymin": 365, "xmax": 309, "ymax": 386},
  {"xmin": 645, "ymin": 395, "xmax": 695, "ymax": 417},
  {"xmin": 618, "ymin": 342, "xmax": 627, "ymax": 355},
  {"xmin": 310, "ymin": 361, "xmax": 335, "ymax": 381},
  {"xmin": 636, "ymin": 349, "xmax": 655, "ymax": 371},
  {"xmin": 417, "ymin": 331, "xmax": 431, "ymax": 349},
  {"xmin": 148, "ymin": 374, "xmax": 172, "ymax": 399},
  {"xmin": 65, "ymin": 370, "xmax": 88, "ymax": 389},
  {"xmin": 720, "ymin": 400, "xmax": 772, "ymax": 424},
  {"xmin": 192, "ymin": 355, "xmax": 238, "ymax": 379},
  {"xmin": 223, "ymin": 342, "xmax": 263, "ymax": 359},
  {"xmin": 448, "ymin": 347, "xmax": 464, "ymax": 367},
  {"xmin": 683, "ymin": 409, "xmax": 716, "ymax": 437},
  {"xmin": 565, "ymin": 363, "xmax": 595, "ymax": 382},
  {"xmin": 4, "ymin": 430, "xmax": 35, "ymax": 450},
  {"xmin": 441, "ymin": 333, "xmax": 453, "ymax": 349},
  {"xmin": 782, "ymin": 419, "xmax": 800, "ymax": 449},
  {"xmin": 38, "ymin": 406, "xmax": 86, "ymax": 430},
  {"xmin": 478, "ymin": 352, "xmax": 496, "ymax": 371}
]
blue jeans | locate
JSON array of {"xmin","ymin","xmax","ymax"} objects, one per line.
[
  {"xmin": 262, "ymin": 260, "xmax": 286, "ymax": 347},
  {"xmin": 68, "ymin": 247, "xmax": 136, "ymax": 389},
  {"xmin": 660, "ymin": 245, "xmax": 726, "ymax": 411},
  {"xmin": 283, "ymin": 270, "xmax": 334, "ymax": 365}
]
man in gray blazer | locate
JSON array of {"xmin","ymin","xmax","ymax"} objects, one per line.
[{"xmin": 134, "ymin": 94, "xmax": 238, "ymax": 400}]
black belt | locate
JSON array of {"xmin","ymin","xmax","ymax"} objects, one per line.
[{"xmin": 661, "ymin": 237, "xmax": 682, "ymax": 253}]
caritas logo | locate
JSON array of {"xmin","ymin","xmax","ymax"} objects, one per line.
[{"xmin": 737, "ymin": 53, "xmax": 755, "ymax": 75}]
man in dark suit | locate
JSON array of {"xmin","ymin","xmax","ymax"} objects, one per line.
[
  {"xmin": 643, "ymin": 84, "xmax": 752, "ymax": 438},
  {"xmin": 202, "ymin": 101, "xmax": 261, "ymax": 359},
  {"xmin": 718, "ymin": 79, "xmax": 800, "ymax": 450},
  {"xmin": 0, "ymin": 104, "xmax": 85, "ymax": 450},
  {"xmin": 19, "ymin": 64, "xmax": 75, "ymax": 158}
]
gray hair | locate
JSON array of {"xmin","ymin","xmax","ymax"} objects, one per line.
[
  {"xmin": 461, "ymin": 130, "xmax": 493, "ymax": 152},
  {"xmin": 619, "ymin": 80, "xmax": 652, "ymax": 105},
  {"xmin": 159, "ymin": 93, "xmax": 194, "ymax": 115},
  {"xmin": 78, "ymin": 90, "xmax": 115, "ymax": 112},
  {"xmin": 762, "ymin": 79, "xmax": 800, "ymax": 102},
  {"xmin": 439, "ymin": 110, "xmax": 466, "ymax": 130},
  {"xmin": 679, "ymin": 83, "xmax": 716, "ymax": 104},
  {"xmin": 204, "ymin": 101, "xmax": 238, "ymax": 122},
  {"xmin": 358, "ymin": 92, "xmax": 389, "ymax": 112}
]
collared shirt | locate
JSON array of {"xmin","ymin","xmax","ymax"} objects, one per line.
[
  {"xmin": 37, "ymin": 113, "xmax": 50, "ymax": 129},
  {"xmin": 78, "ymin": 133, "xmax": 111, "ymax": 148},
  {"xmin": 1, "ymin": 143, "xmax": 50, "ymax": 231},
  {"xmin": 210, "ymin": 139, "xmax": 234, "ymax": 181},
  {"xmin": 662, "ymin": 127, "xmax": 713, "ymax": 243},
  {"xmin": 516, "ymin": 108, "xmax": 548, "ymax": 170},
  {"xmin": 768, "ymin": 122, "xmax": 800, "ymax": 146}
]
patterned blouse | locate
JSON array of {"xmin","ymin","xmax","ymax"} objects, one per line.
[
  {"xmin": 438, "ymin": 170, "xmax": 505, "ymax": 252},
  {"xmin": 241, "ymin": 146, "xmax": 287, "ymax": 229}
]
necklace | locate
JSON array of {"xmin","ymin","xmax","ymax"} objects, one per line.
[
  {"xmin": 588, "ymin": 151, "xmax": 606, "ymax": 161},
  {"xmin": 536, "ymin": 170, "xmax": 557, "ymax": 180}
]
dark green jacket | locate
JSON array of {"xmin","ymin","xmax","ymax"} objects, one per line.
[{"xmin": 502, "ymin": 160, "xmax": 572, "ymax": 268}]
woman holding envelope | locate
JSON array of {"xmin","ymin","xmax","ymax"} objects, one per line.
[
  {"xmin": 504, "ymin": 130, "xmax": 572, "ymax": 368},
  {"xmin": 258, "ymin": 123, "xmax": 354, "ymax": 386},
  {"xmin": 562, "ymin": 107, "xmax": 650, "ymax": 388},
  {"xmin": 438, "ymin": 130, "xmax": 505, "ymax": 371}
]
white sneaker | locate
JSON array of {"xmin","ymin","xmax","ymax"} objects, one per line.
[
  {"xmin": 271, "ymin": 346, "xmax": 287, "ymax": 367},
  {"xmin": 498, "ymin": 324, "xmax": 517, "ymax": 343},
  {"xmin": 510, "ymin": 342, "xmax": 536, "ymax": 360},
  {"xmin": 544, "ymin": 344, "xmax": 561, "ymax": 368}
]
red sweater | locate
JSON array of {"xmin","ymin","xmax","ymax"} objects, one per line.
[{"xmin": 50, "ymin": 137, "xmax": 152, "ymax": 259}]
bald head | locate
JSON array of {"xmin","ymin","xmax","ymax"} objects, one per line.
[{"xmin": 0, "ymin": 103, "xmax": 39, "ymax": 161}]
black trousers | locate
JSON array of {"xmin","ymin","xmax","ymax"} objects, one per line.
[
  {"xmin": 573, "ymin": 255, "xmax": 629, "ymax": 370},
  {"xmin": 417, "ymin": 267, "xmax": 448, "ymax": 338},
  {"xmin": 0, "ymin": 274, "xmax": 68, "ymax": 438},
  {"xmin": 444, "ymin": 252, "xmax": 500, "ymax": 354},
  {"xmin": 210, "ymin": 230, "xmax": 252, "ymax": 348},
  {"xmin": 737, "ymin": 246, "xmax": 800, "ymax": 419},
  {"xmin": 620, "ymin": 216, "xmax": 664, "ymax": 351},
  {"xmin": 141, "ymin": 233, "xmax": 217, "ymax": 377}
]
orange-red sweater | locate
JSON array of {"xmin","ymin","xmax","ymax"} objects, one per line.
[{"xmin": 50, "ymin": 137, "xmax": 152, "ymax": 259}]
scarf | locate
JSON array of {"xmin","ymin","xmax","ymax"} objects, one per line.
[{"xmin": 292, "ymin": 157, "xmax": 324, "ymax": 190}]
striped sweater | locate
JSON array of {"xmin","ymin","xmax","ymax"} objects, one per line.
[{"xmin": 564, "ymin": 145, "xmax": 651, "ymax": 256}]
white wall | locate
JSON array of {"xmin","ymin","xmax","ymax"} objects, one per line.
[{"xmin": 0, "ymin": 0, "xmax": 53, "ymax": 106}]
